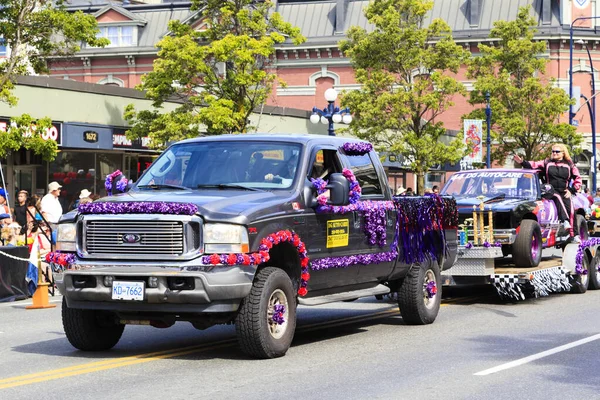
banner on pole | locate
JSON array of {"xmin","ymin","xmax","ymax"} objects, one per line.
[{"xmin": 463, "ymin": 119, "xmax": 483, "ymax": 163}]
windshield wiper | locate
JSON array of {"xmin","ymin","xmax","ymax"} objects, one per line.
[
  {"xmin": 137, "ymin": 184, "xmax": 190, "ymax": 190},
  {"xmin": 197, "ymin": 184, "xmax": 263, "ymax": 192}
]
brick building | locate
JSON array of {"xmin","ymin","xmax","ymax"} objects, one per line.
[{"xmin": 47, "ymin": 0, "xmax": 600, "ymax": 189}]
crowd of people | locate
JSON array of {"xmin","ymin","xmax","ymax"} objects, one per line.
[{"xmin": 0, "ymin": 182, "xmax": 96, "ymax": 251}]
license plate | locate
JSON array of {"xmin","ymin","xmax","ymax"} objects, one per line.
[{"xmin": 112, "ymin": 281, "xmax": 144, "ymax": 301}]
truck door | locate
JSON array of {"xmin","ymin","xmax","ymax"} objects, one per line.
[
  {"xmin": 301, "ymin": 147, "xmax": 362, "ymax": 293},
  {"xmin": 341, "ymin": 151, "xmax": 396, "ymax": 284}
]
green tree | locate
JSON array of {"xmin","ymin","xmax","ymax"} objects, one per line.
[
  {"xmin": 0, "ymin": 0, "xmax": 108, "ymax": 160},
  {"xmin": 466, "ymin": 6, "xmax": 580, "ymax": 162},
  {"xmin": 124, "ymin": 0, "xmax": 305, "ymax": 148},
  {"xmin": 339, "ymin": 0, "xmax": 467, "ymax": 194}
]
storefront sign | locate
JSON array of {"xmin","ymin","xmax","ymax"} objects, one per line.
[
  {"xmin": 83, "ymin": 131, "xmax": 98, "ymax": 143},
  {"xmin": 113, "ymin": 128, "xmax": 151, "ymax": 150},
  {"xmin": 0, "ymin": 118, "xmax": 62, "ymax": 145},
  {"xmin": 62, "ymin": 123, "xmax": 111, "ymax": 149}
]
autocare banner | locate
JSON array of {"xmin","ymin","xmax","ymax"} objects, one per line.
[{"xmin": 463, "ymin": 119, "xmax": 483, "ymax": 163}]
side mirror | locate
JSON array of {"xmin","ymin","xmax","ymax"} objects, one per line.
[{"xmin": 328, "ymin": 173, "xmax": 350, "ymax": 206}]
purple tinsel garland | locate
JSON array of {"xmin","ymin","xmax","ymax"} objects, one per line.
[
  {"xmin": 342, "ymin": 142, "xmax": 373, "ymax": 156},
  {"xmin": 310, "ymin": 251, "xmax": 398, "ymax": 271},
  {"xmin": 575, "ymin": 238, "xmax": 600, "ymax": 275},
  {"xmin": 272, "ymin": 304, "xmax": 286, "ymax": 325},
  {"xmin": 78, "ymin": 201, "xmax": 199, "ymax": 215}
]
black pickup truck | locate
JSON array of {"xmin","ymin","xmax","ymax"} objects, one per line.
[{"xmin": 52, "ymin": 134, "xmax": 458, "ymax": 358}]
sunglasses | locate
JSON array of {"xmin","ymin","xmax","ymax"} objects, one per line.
[{"xmin": 551, "ymin": 150, "xmax": 563, "ymax": 153}]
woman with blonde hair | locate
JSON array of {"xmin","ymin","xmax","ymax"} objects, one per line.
[{"xmin": 514, "ymin": 143, "xmax": 582, "ymax": 241}]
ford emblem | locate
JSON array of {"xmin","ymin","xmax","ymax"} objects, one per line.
[{"xmin": 122, "ymin": 233, "xmax": 141, "ymax": 244}]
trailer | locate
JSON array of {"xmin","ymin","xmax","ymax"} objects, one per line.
[{"xmin": 442, "ymin": 242, "xmax": 600, "ymax": 301}]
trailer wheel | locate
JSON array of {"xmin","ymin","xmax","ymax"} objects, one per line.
[
  {"xmin": 398, "ymin": 259, "xmax": 441, "ymax": 325},
  {"xmin": 235, "ymin": 267, "xmax": 296, "ymax": 359},
  {"xmin": 587, "ymin": 252, "xmax": 600, "ymax": 290},
  {"xmin": 571, "ymin": 252, "xmax": 590, "ymax": 294},
  {"xmin": 512, "ymin": 220, "xmax": 542, "ymax": 268},
  {"xmin": 62, "ymin": 298, "xmax": 124, "ymax": 351}
]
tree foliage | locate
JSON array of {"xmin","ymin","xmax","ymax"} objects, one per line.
[
  {"xmin": 466, "ymin": 6, "xmax": 580, "ymax": 162},
  {"xmin": 339, "ymin": 0, "xmax": 467, "ymax": 194},
  {"xmin": 0, "ymin": 0, "xmax": 108, "ymax": 160},
  {"xmin": 125, "ymin": 0, "xmax": 305, "ymax": 148}
]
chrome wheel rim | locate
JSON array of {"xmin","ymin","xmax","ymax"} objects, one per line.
[
  {"xmin": 423, "ymin": 269, "xmax": 437, "ymax": 309},
  {"xmin": 267, "ymin": 289, "xmax": 288, "ymax": 339}
]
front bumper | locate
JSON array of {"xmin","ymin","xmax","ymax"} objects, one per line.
[
  {"xmin": 491, "ymin": 229, "xmax": 517, "ymax": 245},
  {"xmin": 55, "ymin": 258, "xmax": 256, "ymax": 313}
]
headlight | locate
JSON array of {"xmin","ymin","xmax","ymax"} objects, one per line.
[
  {"xmin": 203, "ymin": 224, "xmax": 249, "ymax": 254},
  {"xmin": 57, "ymin": 223, "xmax": 77, "ymax": 242},
  {"xmin": 56, "ymin": 223, "xmax": 77, "ymax": 251}
]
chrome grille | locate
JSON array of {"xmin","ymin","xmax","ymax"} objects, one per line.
[{"xmin": 84, "ymin": 220, "xmax": 184, "ymax": 256}]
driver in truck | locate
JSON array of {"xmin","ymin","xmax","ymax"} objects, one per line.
[{"xmin": 514, "ymin": 143, "xmax": 582, "ymax": 242}]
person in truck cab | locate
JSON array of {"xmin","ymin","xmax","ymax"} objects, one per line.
[
  {"xmin": 264, "ymin": 155, "xmax": 299, "ymax": 185},
  {"xmin": 514, "ymin": 143, "xmax": 582, "ymax": 241}
]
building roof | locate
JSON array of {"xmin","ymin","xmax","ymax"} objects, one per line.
[{"xmin": 67, "ymin": 0, "xmax": 577, "ymax": 55}]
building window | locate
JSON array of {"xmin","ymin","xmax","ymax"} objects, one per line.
[
  {"xmin": 97, "ymin": 26, "xmax": 134, "ymax": 47},
  {"xmin": 0, "ymin": 38, "xmax": 6, "ymax": 56}
]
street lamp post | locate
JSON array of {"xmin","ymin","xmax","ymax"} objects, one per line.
[
  {"xmin": 485, "ymin": 91, "xmax": 492, "ymax": 169},
  {"xmin": 570, "ymin": 17, "xmax": 600, "ymax": 192},
  {"xmin": 576, "ymin": 39, "xmax": 597, "ymax": 192},
  {"xmin": 310, "ymin": 88, "xmax": 352, "ymax": 136}
]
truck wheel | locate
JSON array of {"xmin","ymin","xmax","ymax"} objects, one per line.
[
  {"xmin": 398, "ymin": 260, "xmax": 441, "ymax": 325},
  {"xmin": 571, "ymin": 253, "xmax": 590, "ymax": 294},
  {"xmin": 576, "ymin": 214, "xmax": 589, "ymax": 240},
  {"xmin": 235, "ymin": 267, "xmax": 296, "ymax": 359},
  {"xmin": 589, "ymin": 253, "xmax": 600, "ymax": 290},
  {"xmin": 512, "ymin": 219, "xmax": 542, "ymax": 268},
  {"xmin": 61, "ymin": 298, "xmax": 124, "ymax": 351}
]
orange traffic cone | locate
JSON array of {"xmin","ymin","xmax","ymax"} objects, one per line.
[{"xmin": 26, "ymin": 241, "xmax": 56, "ymax": 310}]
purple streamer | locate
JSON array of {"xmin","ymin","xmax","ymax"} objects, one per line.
[
  {"xmin": 575, "ymin": 238, "xmax": 600, "ymax": 275},
  {"xmin": 342, "ymin": 142, "xmax": 373, "ymax": 156},
  {"xmin": 272, "ymin": 304, "xmax": 286, "ymax": 325},
  {"xmin": 310, "ymin": 251, "xmax": 398, "ymax": 271},
  {"xmin": 78, "ymin": 201, "xmax": 199, "ymax": 215}
]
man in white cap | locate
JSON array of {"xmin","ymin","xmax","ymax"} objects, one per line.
[{"xmin": 41, "ymin": 181, "xmax": 63, "ymax": 225}]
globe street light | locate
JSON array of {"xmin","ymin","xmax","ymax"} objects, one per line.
[{"xmin": 310, "ymin": 88, "xmax": 352, "ymax": 136}]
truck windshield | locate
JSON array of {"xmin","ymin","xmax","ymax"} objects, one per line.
[
  {"xmin": 135, "ymin": 141, "xmax": 302, "ymax": 190},
  {"xmin": 441, "ymin": 171, "xmax": 537, "ymax": 200}
]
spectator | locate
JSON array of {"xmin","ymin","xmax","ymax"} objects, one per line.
[
  {"xmin": 71, "ymin": 189, "xmax": 92, "ymax": 211},
  {"xmin": 405, "ymin": 187, "xmax": 414, "ymax": 196},
  {"xmin": 13, "ymin": 190, "xmax": 28, "ymax": 231},
  {"xmin": 432, "ymin": 185, "xmax": 439, "ymax": 194},
  {"xmin": 594, "ymin": 189, "xmax": 600, "ymax": 204},
  {"xmin": 396, "ymin": 186, "xmax": 406, "ymax": 196},
  {"xmin": 0, "ymin": 188, "xmax": 11, "ymax": 222},
  {"xmin": 584, "ymin": 187, "xmax": 594, "ymax": 206},
  {"xmin": 41, "ymin": 182, "xmax": 63, "ymax": 226}
]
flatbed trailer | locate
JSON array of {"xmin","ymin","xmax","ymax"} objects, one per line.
[{"xmin": 442, "ymin": 243, "xmax": 600, "ymax": 301}]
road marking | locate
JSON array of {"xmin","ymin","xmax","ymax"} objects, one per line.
[
  {"xmin": 0, "ymin": 304, "xmax": 454, "ymax": 389},
  {"xmin": 474, "ymin": 333, "xmax": 600, "ymax": 376},
  {"xmin": 0, "ymin": 297, "xmax": 62, "ymax": 308}
]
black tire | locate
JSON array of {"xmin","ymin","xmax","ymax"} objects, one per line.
[
  {"xmin": 571, "ymin": 251, "xmax": 590, "ymax": 294},
  {"xmin": 575, "ymin": 214, "xmax": 589, "ymax": 240},
  {"xmin": 512, "ymin": 219, "xmax": 542, "ymax": 268},
  {"xmin": 589, "ymin": 253, "xmax": 600, "ymax": 290},
  {"xmin": 61, "ymin": 298, "xmax": 124, "ymax": 351},
  {"xmin": 398, "ymin": 259, "xmax": 441, "ymax": 325},
  {"xmin": 235, "ymin": 267, "xmax": 296, "ymax": 359}
]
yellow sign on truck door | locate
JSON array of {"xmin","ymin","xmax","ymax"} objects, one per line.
[{"xmin": 326, "ymin": 219, "xmax": 349, "ymax": 248}]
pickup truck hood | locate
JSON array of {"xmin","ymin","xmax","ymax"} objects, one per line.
[
  {"xmin": 89, "ymin": 189, "xmax": 296, "ymax": 224},
  {"xmin": 455, "ymin": 195, "xmax": 529, "ymax": 213}
]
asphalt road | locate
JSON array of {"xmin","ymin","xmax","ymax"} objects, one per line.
[{"xmin": 1, "ymin": 282, "xmax": 599, "ymax": 400}]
